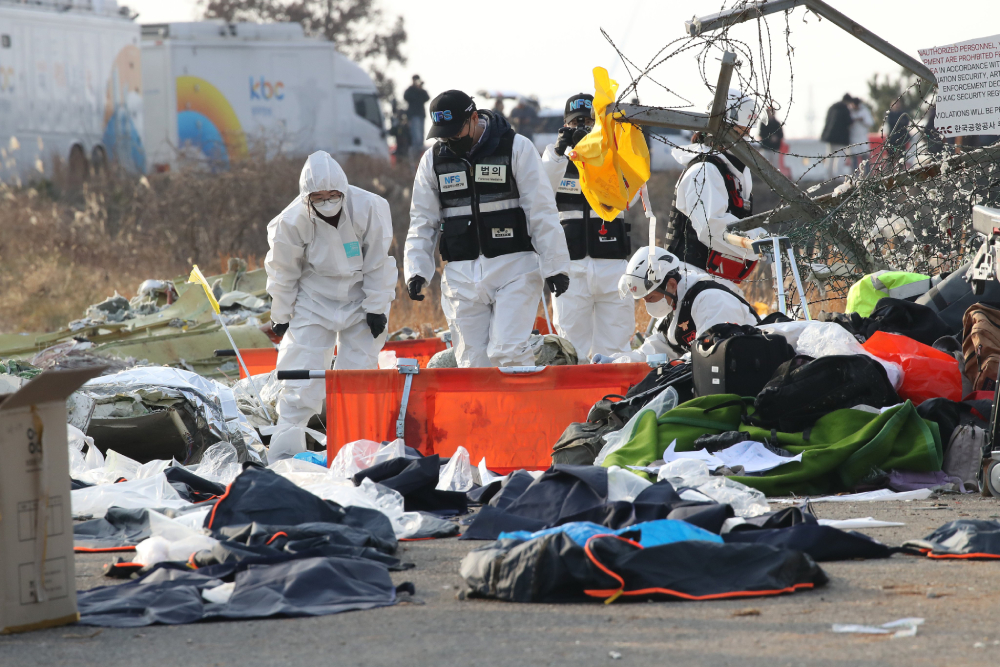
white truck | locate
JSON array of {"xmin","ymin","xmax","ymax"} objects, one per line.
[
  {"xmin": 140, "ymin": 21, "xmax": 388, "ymax": 172},
  {"xmin": 0, "ymin": 0, "xmax": 144, "ymax": 185}
]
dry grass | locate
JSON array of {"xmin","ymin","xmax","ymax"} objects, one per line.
[{"xmin": 0, "ymin": 156, "xmax": 808, "ymax": 337}]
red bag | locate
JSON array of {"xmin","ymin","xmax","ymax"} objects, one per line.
[{"xmin": 862, "ymin": 331, "xmax": 962, "ymax": 404}]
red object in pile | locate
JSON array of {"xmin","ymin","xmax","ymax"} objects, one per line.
[{"xmin": 862, "ymin": 331, "xmax": 963, "ymax": 404}]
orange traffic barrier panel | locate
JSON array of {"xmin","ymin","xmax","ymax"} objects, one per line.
[
  {"xmin": 239, "ymin": 348, "xmax": 278, "ymax": 379},
  {"xmin": 326, "ymin": 364, "xmax": 651, "ymax": 473},
  {"xmin": 236, "ymin": 338, "xmax": 448, "ymax": 378}
]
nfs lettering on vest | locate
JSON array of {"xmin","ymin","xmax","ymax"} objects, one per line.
[
  {"xmin": 557, "ymin": 178, "xmax": 581, "ymax": 194},
  {"xmin": 475, "ymin": 165, "xmax": 506, "ymax": 183},
  {"xmin": 438, "ymin": 171, "xmax": 468, "ymax": 193}
]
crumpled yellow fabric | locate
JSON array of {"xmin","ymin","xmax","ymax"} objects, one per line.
[{"xmin": 568, "ymin": 67, "xmax": 650, "ymax": 221}]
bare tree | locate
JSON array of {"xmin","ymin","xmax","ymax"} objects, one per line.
[{"xmin": 200, "ymin": 0, "xmax": 407, "ymax": 100}]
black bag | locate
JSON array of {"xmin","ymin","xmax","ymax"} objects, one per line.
[
  {"xmin": 692, "ymin": 324, "xmax": 795, "ymax": 398},
  {"xmin": 863, "ymin": 297, "xmax": 951, "ymax": 346},
  {"xmin": 551, "ymin": 421, "xmax": 619, "ymax": 466},
  {"xmin": 753, "ymin": 354, "xmax": 900, "ymax": 432}
]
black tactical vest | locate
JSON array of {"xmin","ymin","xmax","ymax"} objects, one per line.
[
  {"xmin": 432, "ymin": 129, "xmax": 534, "ymax": 262},
  {"xmin": 658, "ymin": 280, "xmax": 760, "ymax": 354},
  {"xmin": 664, "ymin": 153, "xmax": 753, "ymax": 270},
  {"xmin": 555, "ymin": 161, "xmax": 631, "ymax": 261}
]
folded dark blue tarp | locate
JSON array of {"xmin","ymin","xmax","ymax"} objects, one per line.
[
  {"xmin": 461, "ymin": 531, "xmax": 827, "ymax": 603},
  {"xmin": 903, "ymin": 520, "xmax": 1000, "ymax": 559},
  {"xmin": 74, "ymin": 507, "xmax": 151, "ymax": 552},
  {"xmin": 724, "ymin": 523, "xmax": 893, "ymax": 561},
  {"xmin": 78, "ymin": 556, "xmax": 406, "ymax": 626},
  {"xmin": 354, "ymin": 454, "xmax": 468, "ymax": 515},
  {"xmin": 205, "ymin": 466, "xmax": 397, "ymax": 553}
]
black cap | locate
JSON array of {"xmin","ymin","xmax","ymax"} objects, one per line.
[
  {"xmin": 564, "ymin": 93, "xmax": 594, "ymax": 123},
  {"xmin": 427, "ymin": 90, "xmax": 476, "ymax": 139}
]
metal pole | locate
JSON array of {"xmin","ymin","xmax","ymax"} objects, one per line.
[
  {"xmin": 542, "ymin": 292, "xmax": 553, "ymax": 334},
  {"xmin": 686, "ymin": 0, "xmax": 936, "ymax": 85},
  {"xmin": 772, "ymin": 237, "xmax": 787, "ymax": 314},
  {"xmin": 787, "ymin": 246, "xmax": 812, "ymax": 320},
  {"xmin": 707, "ymin": 52, "xmax": 737, "ymax": 138},
  {"xmin": 215, "ymin": 313, "xmax": 270, "ymax": 424}
]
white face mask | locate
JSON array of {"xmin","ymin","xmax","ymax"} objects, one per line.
[
  {"xmin": 312, "ymin": 197, "xmax": 343, "ymax": 217},
  {"xmin": 645, "ymin": 297, "xmax": 673, "ymax": 319}
]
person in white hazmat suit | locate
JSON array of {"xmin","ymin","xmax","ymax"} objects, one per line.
[
  {"xmin": 665, "ymin": 89, "xmax": 764, "ymax": 285},
  {"xmin": 616, "ymin": 246, "xmax": 760, "ymax": 361},
  {"xmin": 265, "ymin": 151, "xmax": 396, "ymax": 458},
  {"xmin": 404, "ymin": 89, "xmax": 571, "ymax": 367},
  {"xmin": 540, "ymin": 93, "xmax": 635, "ymax": 360}
]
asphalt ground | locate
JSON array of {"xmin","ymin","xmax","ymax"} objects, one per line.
[{"xmin": 4, "ymin": 495, "xmax": 1000, "ymax": 667}]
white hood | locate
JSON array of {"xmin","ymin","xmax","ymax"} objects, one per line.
[
  {"xmin": 299, "ymin": 151, "xmax": 349, "ymax": 196},
  {"xmin": 671, "ymin": 142, "xmax": 719, "ymax": 168}
]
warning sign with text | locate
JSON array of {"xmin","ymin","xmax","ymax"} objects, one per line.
[{"xmin": 919, "ymin": 34, "xmax": 1000, "ymax": 137}]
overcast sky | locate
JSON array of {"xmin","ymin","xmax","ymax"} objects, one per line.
[{"xmin": 126, "ymin": 0, "xmax": 994, "ymax": 138}]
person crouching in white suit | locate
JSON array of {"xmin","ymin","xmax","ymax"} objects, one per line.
[{"xmin": 265, "ymin": 151, "xmax": 396, "ymax": 459}]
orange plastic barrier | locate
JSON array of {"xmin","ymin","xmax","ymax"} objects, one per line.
[
  {"xmin": 239, "ymin": 348, "xmax": 278, "ymax": 379},
  {"xmin": 326, "ymin": 364, "xmax": 651, "ymax": 474},
  {"xmin": 862, "ymin": 331, "xmax": 962, "ymax": 404},
  {"xmin": 236, "ymin": 338, "xmax": 448, "ymax": 378}
]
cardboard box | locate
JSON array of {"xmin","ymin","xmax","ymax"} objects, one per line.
[{"xmin": 0, "ymin": 368, "xmax": 103, "ymax": 634}]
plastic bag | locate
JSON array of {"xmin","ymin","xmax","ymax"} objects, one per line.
[
  {"xmin": 191, "ymin": 442, "xmax": 242, "ymax": 485},
  {"xmin": 657, "ymin": 458, "xmax": 713, "ymax": 487},
  {"xmin": 606, "ymin": 465, "xmax": 653, "ymax": 502},
  {"xmin": 862, "ymin": 331, "xmax": 962, "ymax": 404},
  {"xmin": 104, "ymin": 449, "xmax": 141, "ymax": 482},
  {"xmin": 267, "ymin": 424, "xmax": 327, "ymax": 463},
  {"xmin": 477, "ymin": 458, "xmax": 502, "ymax": 486},
  {"xmin": 437, "ymin": 446, "xmax": 473, "ymax": 492},
  {"xmin": 377, "ymin": 350, "xmax": 398, "ymax": 369},
  {"xmin": 594, "ymin": 386, "xmax": 679, "ymax": 465},
  {"xmin": 695, "ymin": 476, "xmax": 770, "ymax": 518},
  {"xmin": 328, "ymin": 438, "xmax": 404, "ymax": 479}
]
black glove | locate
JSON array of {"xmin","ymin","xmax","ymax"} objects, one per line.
[
  {"xmin": 555, "ymin": 126, "xmax": 575, "ymax": 156},
  {"xmin": 407, "ymin": 275, "xmax": 426, "ymax": 301},
  {"xmin": 270, "ymin": 321, "xmax": 289, "ymax": 338},
  {"xmin": 366, "ymin": 313, "xmax": 387, "ymax": 339},
  {"xmin": 545, "ymin": 273, "xmax": 570, "ymax": 298}
]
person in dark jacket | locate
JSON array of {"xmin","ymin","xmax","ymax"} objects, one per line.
[
  {"xmin": 403, "ymin": 75, "xmax": 431, "ymax": 159},
  {"xmin": 820, "ymin": 94, "xmax": 853, "ymax": 179}
]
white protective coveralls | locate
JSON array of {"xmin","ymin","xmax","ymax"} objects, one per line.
[
  {"xmin": 266, "ymin": 152, "xmax": 397, "ymax": 436},
  {"xmin": 636, "ymin": 265, "xmax": 759, "ymax": 361},
  {"xmin": 404, "ymin": 124, "xmax": 571, "ymax": 367},
  {"xmin": 671, "ymin": 143, "xmax": 760, "ymax": 264},
  {"xmin": 540, "ymin": 144, "xmax": 635, "ymax": 360}
]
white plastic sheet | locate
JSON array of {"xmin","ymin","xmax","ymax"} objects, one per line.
[
  {"xmin": 437, "ymin": 446, "xmax": 473, "ymax": 492},
  {"xmin": 774, "ymin": 488, "xmax": 934, "ymax": 503},
  {"xmin": 607, "ymin": 466, "xmax": 653, "ymax": 502},
  {"xmin": 832, "ymin": 618, "xmax": 924, "ymax": 638},
  {"xmin": 656, "ymin": 458, "xmax": 770, "ymax": 517},
  {"xmin": 594, "ymin": 386, "xmax": 680, "ymax": 465},
  {"xmin": 71, "ymin": 474, "xmax": 192, "ymax": 517},
  {"xmin": 133, "ymin": 510, "xmax": 220, "ymax": 567}
]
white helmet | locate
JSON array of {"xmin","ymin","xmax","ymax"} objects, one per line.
[
  {"xmin": 618, "ymin": 246, "xmax": 681, "ymax": 300},
  {"xmin": 712, "ymin": 88, "xmax": 758, "ymax": 129}
]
